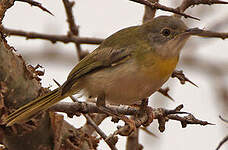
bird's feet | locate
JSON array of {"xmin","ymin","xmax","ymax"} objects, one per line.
[
  {"xmin": 97, "ymin": 105, "xmax": 136, "ymax": 136},
  {"xmin": 135, "ymin": 98, "xmax": 154, "ymax": 127},
  {"xmin": 96, "ymin": 95, "xmax": 136, "ymax": 136},
  {"xmin": 116, "ymin": 115, "xmax": 136, "ymax": 136}
]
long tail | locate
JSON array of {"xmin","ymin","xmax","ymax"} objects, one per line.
[{"xmin": 3, "ymin": 88, "xmax": 65, "ymax": 126}]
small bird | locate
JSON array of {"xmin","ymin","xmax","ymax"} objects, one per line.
[{"xmin": 4, "ymin": 15, "xmax": 195, "ymax": 126}]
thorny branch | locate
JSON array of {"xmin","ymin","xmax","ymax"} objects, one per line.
[
  {"xmin": 172, "ymin": 70, "xmax": 198, "ymax": 87},
  {"xmin": 188, "ymin": 27, "xmax": 228, "ymax": 40},
  {"xmin": 3, "ymin": 26, "xmax": 228, "ymax": 47},
  {"xmin": 62, "ymin": 0, "xmax": 84, "ymax": 59},
  {"xmin": 176, "ymin": 0, "xmax": 228, "ymax": 13},
  {"xmin": 62, "ymin": 0, "xmax": 79, "ymax": 36},
  {"xmin": 49, "ymin": 102, "xmax": 213, "ymax": 132},
  {"xmin": 129, "ymin": 0, "xmax": 199, "ymax": 20},
  {"xmin": 50, "ymin": 100, "xmax": 212, "ymax": 148},
  {"xmin": 15, "ymin": 0, "xmax": 53, "ymax": 15},
  {"xmin": 2, "ymin": 27, "xmax": 103, "ymax": 45}
]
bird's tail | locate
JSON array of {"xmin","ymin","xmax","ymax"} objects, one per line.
[{"xmin": 3, "ymin": 88, "xmax": 64, "ymax": 126}]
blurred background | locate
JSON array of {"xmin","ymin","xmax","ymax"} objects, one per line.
[{"xmin": 3, "ymin": 0, "xmax": 228, "ymax": 149}]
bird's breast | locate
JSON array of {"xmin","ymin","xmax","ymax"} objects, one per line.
[
  {"xmin": 138, "ymin": 52, "xmax": 179, "ymax": 82},
  {"xmin": 80, "ymin": 54, "xmax": 178, "ymax": 105}
]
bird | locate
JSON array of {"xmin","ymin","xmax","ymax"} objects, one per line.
[{"xmin": 3, "ymin": 15, "xmax": 194, "ymax": 126}]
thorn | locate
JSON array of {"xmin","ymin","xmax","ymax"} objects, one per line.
[
  {"xmin": 53, "ymin": 79, "xmax": 61, "ymax": 87},
  {"xmin": 185, "ymin": 77, "xmax": 199, "ymax": 88},
  {"xmin": 172, "ymin": 70, "xmax": 198, "ymax": 88},
  {"xmin": 158, "ymin": 87, "xmax": 175, "ymax": 102},
  {"xmin": 16, "ymin": 0, "xmax": 54, "ymax": 16},
  {"xmin": 214, "ymin": 0, "xmax": 228, "ymax": 5},
  {"xmin": 175, "ymin": 104, "xmax": 184, "ymax": 111},
  {"xmin": 219, "ymin": 115, "xmax": 228, "ymax": 123},
  {"xmin": 207, "ymin": 122, "xmax": 216, "ymax": 125},
  {"xmin": 140, "ymin": 127, "xmax": 157, "ymax": 137}
]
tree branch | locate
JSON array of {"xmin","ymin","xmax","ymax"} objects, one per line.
[
  {"xmin": 62, "ymin": 0, "xmax": 84, "ymax": 59},
  {"xmin": 188, "ymin": 27, "xmax": 228, "ymax": 39},
  {"xmin": 84, "ymin": 114, "xmax": 118, "ymax": 150},
  {"xmin": 216, "ymin": 135, "xmax": 228, "ymax": 150},
  {"xmin": 142, "ymin": 0, "xmax": 159, "ymax": 23},
  {"xmin": 126, "ymin": 128, "xmax": 141, "ymax": 150},
  {"xmin": 176, "ymin": 0, "xmax": 228, "ymax": 13},
  {"xmin": 129, "ymin": 0, "xmax": 199, "ymax": 20},
  {"xmin": 49, "ymin": 102, "xmax": 213, "ymax": 132},
  {"xmin": 3, "ymin": 27, "xmax": 103, "ymax": 45}
]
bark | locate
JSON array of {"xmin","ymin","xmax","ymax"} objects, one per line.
[{"xmin": 0, "ymin": 37, "xmax": 97, "ymax": 150}]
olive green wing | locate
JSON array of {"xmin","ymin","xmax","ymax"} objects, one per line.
[
  {"xmin": 61, "ymin": 47, "xmax": 132, "ymax": 95},
  {"xmin": 61, "ymin": 25, "xmax": 141, "ymax": 95}
]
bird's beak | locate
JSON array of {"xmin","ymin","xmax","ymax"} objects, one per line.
[
  {"xmin": 173, "ymin": 28, "xmax": 197, "ymax": 40},
  {"xmin": 175, "ymin": 28, "xmax": 199, "ymax": 39},
  {"xmin": 183, "ymin": 28, "xmax": 204, "ymax": 36}
]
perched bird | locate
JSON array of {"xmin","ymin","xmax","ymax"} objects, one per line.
[{"xmin": 4, "ymin": 15, "xmax": 195, "ymax": 126}]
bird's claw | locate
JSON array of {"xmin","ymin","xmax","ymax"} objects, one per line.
[
  {"xmin": 142, "ymin": 106, "xmax": 154, "ymax": 127},
  {"xmin": 117, "ymin": 116, "xmax": 136, "ymax": 136}
]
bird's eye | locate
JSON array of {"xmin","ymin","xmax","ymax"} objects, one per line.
[{"xmin": 161, "ymin": 28, "xmax": 171, "ymax": 37}]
